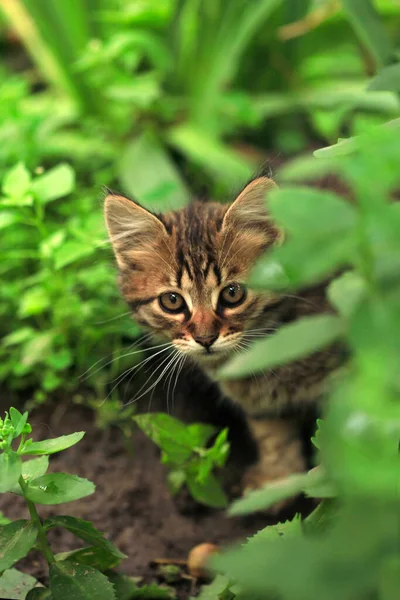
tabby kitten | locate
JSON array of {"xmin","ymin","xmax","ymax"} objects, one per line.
[{"xmin": 104, "ymin": 177, "xmax": 341, "ymax": 499}]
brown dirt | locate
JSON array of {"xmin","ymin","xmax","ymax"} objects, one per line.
[{"xmin": 0, "ymin": 366, "xmax": 315, "ymax": 598}]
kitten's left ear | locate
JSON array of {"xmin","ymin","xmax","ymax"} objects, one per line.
[{"xmin": 222, "ymin": 176, "xmax": 277, "ymax": 230}]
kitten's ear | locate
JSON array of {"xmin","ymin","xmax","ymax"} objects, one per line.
[
  {"xmin": 222, "ymin": 176, "xmax": 277, "ymax": 230},
  {"xmin": 104, "ymin": 193, "xmax": 167, "ymax": 266}
]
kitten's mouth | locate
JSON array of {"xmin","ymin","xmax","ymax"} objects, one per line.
[{"xmin": 173, "ymin": 337, "xmax": 241, "ymax": 360}]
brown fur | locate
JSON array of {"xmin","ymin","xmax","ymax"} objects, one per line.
[{"xmin": 104, "ymin": 177, "xmax": 344, "ymax": 509}]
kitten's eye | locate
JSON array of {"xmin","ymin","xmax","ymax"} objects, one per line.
[
  {"xmin": 159, "ymin": 292, "xmax": 186, "ymax": 314},
  {"xmin": 219, "ymin": 283, "xmax": 247, "ymax": 308}
]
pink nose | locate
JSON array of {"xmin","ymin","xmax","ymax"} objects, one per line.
[{"xmin": 193, "ymin": 335, "xmax": 218, "ymax": 348}]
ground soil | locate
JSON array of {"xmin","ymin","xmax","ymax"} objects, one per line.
[{"xmin": 0, "ymin": 366, "xmax": 315, "ymax": 599}]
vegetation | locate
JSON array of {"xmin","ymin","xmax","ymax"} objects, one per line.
[
  {"xmin": 0, "ymin": 407, "xmax": 174, "ymax": 599},
  {"xmin": 135, "ymin": 413, "xmax": 230, "ymax": 508},
  {"xmin": 0, "ymin": 1, "xmax": 400, "ymax": 599},
  {"xmin": 198, "ymin": 123, "xmax": 400, "ymax": 600},
  {"xmin": 1, "ymin": 0, "xmax": 400, "ymax": 402}
]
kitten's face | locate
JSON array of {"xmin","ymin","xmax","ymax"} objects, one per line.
[{"xmin": 105, "ymin": 177, "xmax": 281, "ymax": 364}]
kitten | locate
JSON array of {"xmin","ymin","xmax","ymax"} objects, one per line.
[{"xmin": 104, "ymin": 176, "xmax": 343, "ymax": 502}]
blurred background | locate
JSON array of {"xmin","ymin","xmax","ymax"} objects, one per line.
[{"xmin": 1, "ymin": 0, "xmax": 400, "ymax": 415}]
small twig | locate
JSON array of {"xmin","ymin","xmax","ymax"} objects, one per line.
[{"xmin": 152, "ymin": 557, "xmax": 188, "ymax": 566}]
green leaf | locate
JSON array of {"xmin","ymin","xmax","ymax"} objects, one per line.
[
  {"xmin": 55, "ymin": 546, "xmax": 123, "ymax": 571},
  {"xmin": 46, "ymin": 349, "xmax": 72, "ymax": 371},
  {"xmin": 49, "ymin": 560, "xmax": 116, "ymax": 600},
  {"xmin": 0, "ymin": 568, "xmax": 38, "ymax": 599},
  {"xmin": 250, "ymin": 231, "xmax": 355, "ymax": 290},
  {"xmin": 193, "ymin": 429, "xmax": 230, "ymax": 485},
  {"xmin": 369, "ymin": 63, "xmax": 400, "ymax": 92},
  {"xmin": 107, "ymin": 573, "xmax": 174, "ymax": 599},
  {"xmin": 314, "ymin": 119, "xmax": 400, "ymax": 159},
  {"xmin": 134, "ymin": 413, "xmax": 195, "ymax": 463},
  {"xmin": 196, "ymin": 574, "xmax": 235, "ymax": 600},
  {"xmin": 311, "ymin": 419, "xmax": 324, "ymax": 450},
  {"xmin": 2, "ymin": 163, "xmax": 31, "ymax": 199},
  {"xmin": 26, "ymin": 588, "xmax": 52, "ymax": 599},
  {"xmin": 380, "ymin": 556, "xmax": 400, "ymax": 600},
  {"xmin": 41, "ymin": 371, "xmax": 62, "ymax": 392},
  {"xmin": 0, "ymin": 211, "xmax": 20, "ymax": 230},
  {"xmin": 186, "ymin": 470, "xmax": 228, "ymax": 509},
  {"xmin": 245, "ymin": 514, "xmax": 302, "ymax": 547},
  {"xmin": 249, "ymin": 186, "xmax": 358, "ymax": 290},
  {"xmin": 31, "ymin": 163, "xmax": 75, "ymax": 204},
  {"xmin": 328, "ymin": 272, "xmax": 366, "ymax": 318},
  {"xmin": 107, "ymin": 76, "xmax": 160, "ymax": 107},
  {"xmin": 43, "ymin": 516, "xmax": 126, "ymax": 560},
  {"xmin": 40, "ymin": 230, "xmax": 66, "ymax": 259},
  {"xmin": 105, "ymin": 573, "xmax": 142, "ymax": 600},
  {"xmin": 9, "ymin": 408, "xmax": 29, "ymax": 439},
  {"xmin": 341, "ymin": 0, "xmax": 392, "ymax": 68},
  {"xmin": 323, "ymin": 371, "xmax": 400, "ymax": 499},
  {"xmin": 218, "ymin": 315, "xmax": 344, "ymax": 379},
  {"xmin": 24, "ymin": 473, "xmax": 95, "ymax": 504},
  {"xmin": 167, "ymin": 469, "xmax": 185, "ymax": 495},
  {"xmin": 0, "ymin": 520, "xmax": 38, "ymax": 571},
  {"xmin": 1, "ymin": 328, "xmax": 34, "ymax": 348},
  {"xmin": 187, "ymin": 423, "xmax": 217, "ymax": 448},
  {"xmin": 268, "ymin": 187, "xmax": 357, "ymax": 235},
  {"xmin": 228, "ymin": 468, "xmax": 325, "ymax": 516},
  {"xmin": 119, "ymin": 132, "xmax": 190, "ymax": 211},
  {"xmin": 167, "ymin": 124, "xmax": 254, "ymax": 190},
  {"xmin": 19, "ymin": 287, "xmax": 50, "ymax": 318},
  {"xmin": 54, "ymin": 241, "xmax": 95, "ymax": 270},
  {"xmin": 0, "ymin": 452, "xmax": 22, "ymax": 493},
  {"xmin": 9, "ymin": 457, "xmax": 50, "ymax": 495},
  {"xmin": 21, "ymin": 432, "xmax": 85, "ymax": 455},
  {"xmin": 20, "ymin": 332, "xmax": 54, "ymax": 368},
  {"xmin": 248, "ymin": 257, "xmax": 290, "ymax": 290},
  {"xmin": 214, "ymin": 503, "xmax": 396, "ymax": 599}
]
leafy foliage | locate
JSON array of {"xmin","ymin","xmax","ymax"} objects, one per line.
[
  {"xmin": 0, "ymin": 0, "xmax": 400, "ymax": 408},
  {"xmin": 204, "ymin": 121, "xmax": 400, "ymax": 600},
  {"xmin": 0, "ymin": 161, "xmax": 140, "ymax": 403},
  {"xmin": 135, "ymin": 413, "xmax": 230, "ymax": 508},
  {"xmin": 0, "ymin": 408, "xmax": 171, "ymax": 600},
  {"xmin": 1, "ymin": 3, "xmax": 400, "ymax": 597}
]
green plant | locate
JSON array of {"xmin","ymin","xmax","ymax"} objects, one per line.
[
  {"xmin": 193, "ymin": 123, "xmax": 400, "ymax": 600},
  {"xmin": 0, "ymin": 407, "xmax": 176, "ymax": 599},
  {"xmin": 0, "ymin": 62, "xmax": 117, "ymax": 175},
  {"xmin": 0, "ymin": 161, "xmax": 140, "ymax": 403},
  {"xmin": 4, "ymin": 0, "xmax": 400, "ymax": 206},
  {"xmin": 0, "ymin": 407, "xmax": 122, "ymax": 598},
  {"xmin": 135, "ymin": 413, "xmax": 230, "ymax": 508}
]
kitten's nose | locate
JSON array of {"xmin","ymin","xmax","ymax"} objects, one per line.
[{"xmin": 193, "ymin": 335, "xmax": 218, "ymax": 348}]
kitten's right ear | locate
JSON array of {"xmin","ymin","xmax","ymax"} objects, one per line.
[{"xmin": 104, "ymin": 193, "xmax": 167, "ymax": 267}]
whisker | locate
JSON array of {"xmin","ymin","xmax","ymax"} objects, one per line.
[
  {"xmin": 79, "ymin": 332, "xmax": 152, "ymax": 380},
  {"xmin": 93, "ymin": 309, "xmax": 133, "ymax": 325},
  {"xmin": 108, "ymin": 344, "xmax": 172, "ymax": 385},
  {"xmin": 124, "ymin": 352, "xmax": 174, "ymax": 408},
  {"xmin": 125, "ymin": 350, "xmax": 180, "ymax": 407},
  {"xmin": 99, "ymin": 345, "xmax": 173, "ymax": 405},
  {"xmin": 82, "ymin": 340, "xmax": 170, "ymax": 381},
  {"xmin": 172, "ymin": 354, "xmax": 186, "ymax": 413},
  {"xmin": 165, "ymin": 352, "xmax": 182, "ymax": 413}
]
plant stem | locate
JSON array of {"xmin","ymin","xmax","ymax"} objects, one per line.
[{"xmin": 18, "ymin": 476, "xmax": 55, "ymax": 565}]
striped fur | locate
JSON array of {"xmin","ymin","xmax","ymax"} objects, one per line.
[{"xmin": 104, "ymin": 178, "xmax": 283, "ymax": 354}]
